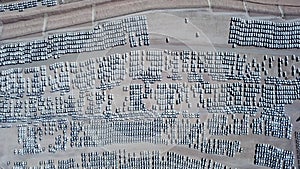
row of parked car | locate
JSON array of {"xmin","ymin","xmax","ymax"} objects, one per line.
[
  {"xmin": 254, "ymin": 143, "xmax": 294, "ymax": 169},
  {"xmin": 229, "ymin": 17, "xmax": 300, "ymax": 49},
  {"xmin": 0, "ymin": 0, "xmax": 57, "ymax": 12},
  {"xmin": 80, "ymin": 150, "xmax": 231, "ymax": 169},
  {"xmin": 0, "ymin": 15, "xmax": 149, "ymax": 67},
  {"xmin": 0, "ymin": 50, "xmax": 300, "ymax": 122}
]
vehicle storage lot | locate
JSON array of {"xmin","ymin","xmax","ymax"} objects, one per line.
[
  {"xmin": 0, "ymin": 7, "xmax": 299, "ymax": 168},
  {"xmin": 0, "ymin": 0, "xmax": 300, "ymax": 168}
]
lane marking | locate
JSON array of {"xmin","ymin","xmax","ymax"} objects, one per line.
[
  {"xmin": 43, "ymin": 13, "xmax": 48, "ymax": 36},
  {"xmin": 278, "ymin": 5, "xmax": 284, "ymax": 18},
  {"xmin": 243, "ymin": 0, "xmax": 249, "ymax": 16}
]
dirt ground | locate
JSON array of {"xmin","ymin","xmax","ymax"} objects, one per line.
[
  {"xmin": 1, "ymin": 0, "xmax": 300, "ymax": 40},
  {"xmin": 0, "ymin": 7, "xmax": 299, "ymax": 168},
  {"xmin": 0, "ymin": 0, "xmax": 300, "ymax": 168}
]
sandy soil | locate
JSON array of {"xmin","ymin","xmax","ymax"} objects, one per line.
[
  {"xmin": 0, "ymin": 8, "xmax": 299, "ymax": 168},
  {"xmin": 0, "ymin": 0, "xmax": 300, "ymax": 168}
]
